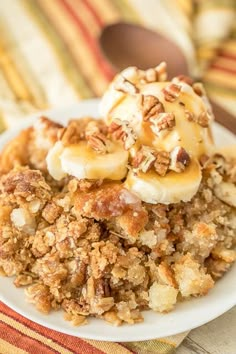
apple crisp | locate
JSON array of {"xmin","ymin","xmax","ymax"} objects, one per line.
[{"xmin": 0, "ymin": 116, "xmax": 235, "ymax": 326}]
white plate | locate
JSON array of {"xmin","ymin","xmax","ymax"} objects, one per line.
[{"xmin": 0, "ymin": 99, "xmax": 235, "ymax": 342}]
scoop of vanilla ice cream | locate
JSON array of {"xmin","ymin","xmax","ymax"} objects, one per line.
[
  {"xmin": 100, "ymin": 64, "xmax": 215, "ymax": 204},
  {"xmin": 100, "ymin": 66, "xmax": 214, "ymax": 158}
]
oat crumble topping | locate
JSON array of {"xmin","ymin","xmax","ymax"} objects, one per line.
[{"xmin": 0, "ymin": 114, "xmax": 235, "ymax": 327}]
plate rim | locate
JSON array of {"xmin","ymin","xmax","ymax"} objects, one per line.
[{"xmin": 0, "ymin": 98, "xmax": 235, "ymax": 342}]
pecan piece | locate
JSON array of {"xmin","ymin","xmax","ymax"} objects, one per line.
[
  {"xmin": 114, "ymin": 75, "xmax": 138, "ymax": 94},
  {"xmin": 109, "ymin": 118, "xmax": 136, "ymax": 149},
  {"xmin": 197, "ymin": 111, "xmax": 210, "ymax": 127},
  {"xmin": 185, "ymin": 110, "xmax": 195, "ymax": 122},
  {"xmin": 169, "ymin": 146, "xmax": 190, "ymax": 172},
  {"xmin": 193, "ymin": 83, "xmax": 205, "ymax": 97},
  {"xmin": 150, "ymin": 112, "xmax": 175, "ymax": 136},
  {"xmin": 154, "ymin": 151, "xmax": 170, "ymax": 176},
  {"xmin": 138, "ymin": 94, "xmax": 164, "ymax": 121},
  {"xmin": 87, "ymin": 133, "xmax": 108, "ymax": 154},
  {"xmin": 199, "ymin": 154, "xmax": 210, "ymax": 167},
  {"xmin": 144, "ymin": 62, "xmax": 167, "ymax": 83},
  {"xmin": 173, "ymin": 75, "xmax": 193, "ymax": 86},
  {"xmin": 132, "ymin": 146, "xmax": 156, "ymax": 173},
  {"xmin": 162, "ymin": 83, "xmax": 181, "ymax": 102}
]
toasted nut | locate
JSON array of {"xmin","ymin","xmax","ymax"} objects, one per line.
[
  {"xmin": 193, "ymin": 82, "xmax": 205, "ymax": 97},
  {"xmin": 199, "ymin": 154, "xmax": 210, "ymax": 167},
  {"xmin": 197, "ymin": 111, "xmax": 210, "ymax": 127},
  {"xmin": 132, "ymin": 145, "xmax": 156, "ymax": 173},
  {"xmin": 154, "ymin": 151, "xmax": 170, "ymax": 176},
  {"xmin": 109, "ymin": 118, "xmax": 136, "ymax": 150},
  {"xmin": 144, "ymin": 62, "xmax": 167, "ymax": 83},
  {"xmin": 114, "ymin": 75, "xmax": 139, "ymax": 94},
  {"xmin": 138, "ymin": 94, "xmax": 164, "ymax": 121},
  {"xmin": 150, "ymin": 113, "xmax": 175, "ymax": 136},
  {"xmin": 185, "ymin": 110, "xmax": 195, "ymax": 122},
  {"xmin": 173, "ymin": 75, "xmax": 193, "ymax": 86},
  {"xmin": 87, "ymin": 133, "xmax": 108, "ymax": 154},
  {"xmin": 169, "ymin": 146, "xmax": 190, "ymax": 172},
  {"xmin": 162, "ymin": 83, "xmax": 181, "ymax": 102}
]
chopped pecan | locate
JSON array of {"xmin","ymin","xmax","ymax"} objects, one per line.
[
  {"xmin": 132, "ymin": 146, "xmax": 156, "ymax": 173},
  {"xmin": 138, "ymin": 94, "xmax": 164, "ymax": 121},
  {"xmin": 87, "ymin": 133, "xmax": 108, "ymax": 154},
  {"xmin": 114, "ymin": 75, "xmax": 138, "ymax": 94},
  {"xmin": 150, "ymin": 112, "xmax": 175, "ymax": 136},
  {"xmin": 173, "ymin": 75, "xmax": 193, "ymax": 86},
  {"xmin": 109, "ymin": 118, "xmax": 136, "ymax": 150},
  {"xmin": 85, "ymin": 121, "xmax": 100, "ymax": 137},
  {"xmin": 197, "ymin": 111, "xmax": 210, "ymax": 127},
  {"xmin": 144, "ymin": 62, "xmax": 167, "ymax": 83},
  {"xmin": 169, "ymin": 146, "xmax": 190, "ymax": 172},
  {"xmin": 199, "ymin": 154, "xmax": 210, "ymax": 167},
  {"xmin": 185, "ymin": 110, "xmax": 195, "ymax": 122},
  {"xmin": 193, "ymin": 83, "xmax": 205, "ymax": 97},
  {"xmin": 154, "ymin": 151, "xmax": 170, "ymax": 176},
  {"xmin": 144, "ymin": 62, "xmax": 167, "ymax": 82},
  {"xmin": 162, "ymin": 83, "xmax": 181, "ymax": 102}
]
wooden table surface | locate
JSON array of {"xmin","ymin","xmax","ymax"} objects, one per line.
[{"xmin": 176, "ymin": 306, "xmax": 236, "ymax": 354}]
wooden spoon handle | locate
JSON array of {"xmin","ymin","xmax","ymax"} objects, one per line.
[{"xmin": 210, "ymin": 100, "xmax": 236, "ymax": 134}]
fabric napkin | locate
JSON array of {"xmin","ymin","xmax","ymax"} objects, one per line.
[{"xmin": 0, "ymin": 1, "xmax": 235, "ymax": 353}]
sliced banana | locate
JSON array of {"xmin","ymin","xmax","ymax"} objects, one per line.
[
  {"xmin": 46, "ymin": 141, "xmax": 67, "ymax": 181},
  {"xmin": 125, "ymin": 159, "xmax": 202, "ymax": 204},
  {"xmin": 46, "ymin": 140, "xmax": 128, "ymax": 181}
]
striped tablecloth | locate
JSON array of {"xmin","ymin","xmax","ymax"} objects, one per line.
[{"xmin": 0, "ymin": 1, "xmax": 235, "ymax": 353}]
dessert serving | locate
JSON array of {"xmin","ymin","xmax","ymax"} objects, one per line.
[{"xmin": 0, "ymin": 63, "xmax": 235, "ymax": 327}]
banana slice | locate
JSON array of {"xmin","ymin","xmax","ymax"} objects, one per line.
[
  {"xmin": 46, "ymin": 141, "xmax": 67, "ymax": 181},
  {"xmin": 125, "ymin": 159, "xmax": 202, "ymax": 204},
  {"xmin": 46, "ymin": 140, "xmax": 128, "ymax": 181}
]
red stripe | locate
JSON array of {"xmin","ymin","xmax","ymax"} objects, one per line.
[
  {"xmin": 210, "ymin": 63, "xmax": 236, "ymax": 75},
  {"xmin": 0, "ymin": 320, "xmax": 58, "ymax": 354},
  {"xmin": 60, "ymin": 0, "xmax": 114, "ymax": 81},
  {"xmin": 218, "ymin": 50, "xmax": 236, "ymax": 61},
  {"xmin": 0, "ymin": 302, "xmax": 104, "ymax": 354},
  {"xmin": 83, "ymin": 0, "xmax": 104, "ymax": 27}
]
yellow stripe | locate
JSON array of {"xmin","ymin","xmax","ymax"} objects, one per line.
[
  {"xmin": 222, "ymin": 40, "xmax": 236, "ymax": 55},
  {"xmin": 204, "ymin": 70, "xmax": 236, "ymax": 89},
  {"xmin": 39, "ymin": 0, "xmax": 109, "ymax": 96},
  {"xmin": 0, "ymin": 111, "xmax": 6, "ymax": 133},
  {"xmin": 111, "ymin": 0, "xmax": 141, "ymax": 22},
  {"xmin": 0, "ymin": 36, "xmax": 32, "ymax": 102},
  {"xmin": 205, "ymin": 83, "xmax": 236, "ymax": 99},
  {"xmin": 85, "ymin": 339, "xmax": 132, "ymax": 354},
  {"xmin": 0, "ymin": 313, "xmax": 73, "ymax": 354},
  {"xmin": 123, "ymin": 339, "xmax": 175, "ymax": 354},
  {"xmin": 177, "ymin": 0, "xmax": 193, "ymax": 16},
  {"xmin": 87, "ymin": 0, "xmax": 120, "ymax": 23},
  {"xmin": 0, "ymin": 338, "xmax": 28, "ymax": 354},
  {"xmin": 23, "ymin": 0, "xmax": 92, "ymax": 99},
  {"xmin": 67, "ymin": 0, "xmax": 100, "ymax": 36}
]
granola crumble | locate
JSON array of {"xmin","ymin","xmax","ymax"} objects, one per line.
[{"xmin": 0, "ymin": 116, "xmax": 235, "ymax": 327}]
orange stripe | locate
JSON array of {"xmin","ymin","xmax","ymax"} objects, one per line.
[
  {"xmin": 61, "ymin": 0, "xmax": 114, "ymax": 80},
  {"xmin": 204, "ymin": 70, "xmax": 236, "ymax": 89},
  {"xmin": 0, "ymin": 302, "xmax": 104, "ymax": 354},
  {"xmin": 68, "ymin": 0, "xmax": 101, "ymax": 36},
  {"xmin": 86, "ymin": 0, "xmax": 120, "ymax": 23},
  {"xmin": 0, "ymin": 338, "xmax": 28, "ymax": 354},
  {"xmin": 211, "ymin": 64, "xmax": 236, "ymax": 75},
  {"xmin": 83, "ymin": 0, "xmax": 104, "ymax": 26}
]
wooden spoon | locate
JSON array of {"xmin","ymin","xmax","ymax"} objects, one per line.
[{"xmin": 99, "ymin": 22, "xmax": 236, "ymax": 134}]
